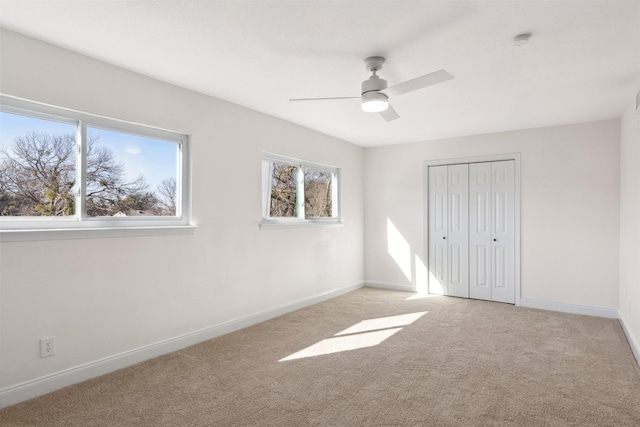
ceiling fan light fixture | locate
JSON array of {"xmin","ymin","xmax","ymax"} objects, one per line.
[{"xmin": 362, "ymin": 91, "xmax": 389, "ymax": 112}]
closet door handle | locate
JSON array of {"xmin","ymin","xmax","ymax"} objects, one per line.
[
  {"xmin": 443, "ymin": 236, "xmax": 446, "ymax": 240},
  {"xmin": 493, "ymin": 238, "xmax": 497, "ymax": 241}
]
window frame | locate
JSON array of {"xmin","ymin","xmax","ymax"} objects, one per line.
[
  {"xmin": 0, "ymin": 94, "xmax": 193, "ymax": 240},
  {"xmin": 261, "ymin": 152, "xmax": 341, "ymax": 228}
]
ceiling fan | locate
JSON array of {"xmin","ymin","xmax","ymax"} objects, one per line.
[{"xmin": 289, "ymin": 56, "xmax": 454, "ymax": 122}]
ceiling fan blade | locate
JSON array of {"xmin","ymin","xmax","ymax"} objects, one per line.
[
  {"xmin": 379, "ymin": 103, "xmax": 400, "ymax": 122},
  {"xmin": 385, "ymin": 69, "xmax": 454, "ymax": 97},
  {"xmin": 289, "ymin": 96, "xmax": 360, "ymax": 102}
]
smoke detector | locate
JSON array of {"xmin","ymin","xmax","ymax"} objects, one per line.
[{"xmin": 513, "ymin": 33, "xmax": 532, "ymax": 47}]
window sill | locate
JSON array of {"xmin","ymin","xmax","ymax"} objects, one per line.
[
  {"xmin": 259, "ymin": 221, "xmax": 344, "ymax": 231},
  {"xmin": 0, "ymin": 225, "xmax": 197, "ymax": 242}
]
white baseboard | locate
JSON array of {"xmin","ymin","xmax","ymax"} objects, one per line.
[
  {"xmin": 0, "ymin": 282, "xmax": 364, "ymax": 409},
  {"xmin": 363, "ymin": 288, "xmax": 620, "ymax": 321},
  {"xmin": 364, "ymin": 281, "xmax": 415, "ymax": 292},
  {"xmin": 618, "ymin": 312, "xmax": 640, "ymax": 368},
  {"xmin": 519, "ymin": 298, "xmax": 619, "ymax": 319}
]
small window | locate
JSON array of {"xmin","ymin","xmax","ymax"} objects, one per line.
[
  {"xmin": 0, "ymin": 95, "xmax": 190, "ymax": 234},
  {"xmin": 262, "ymin": 153, "xmax": 340, "ymax": 225}
]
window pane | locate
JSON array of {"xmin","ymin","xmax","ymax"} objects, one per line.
[
  {"xmin": 0, "ymin": 111, "xmax": 77, "ymax": 216},
  {"xmin": 304, "ymin": 169, "xmax": 333, "ymax": 218},
  {"xmin": 86, "ymin": 127, "xmax": 178, "ymax": 217},
  {"xmin": 268, "ymin": 162, "xmax": 299, "ymax": 217}
]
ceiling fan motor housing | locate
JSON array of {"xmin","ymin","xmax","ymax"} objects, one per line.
[
  {"xmin": 361, "ymin": 75, "xmax": 389, "ymax": 112},
  {"xmin": 361, "ymin": 75, "xmax": 388, "ymax": 95}
]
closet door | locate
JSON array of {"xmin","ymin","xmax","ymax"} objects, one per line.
[
  {"xmin": 469, "ymin": 160, "xmax": 515, "ymax": 303},
  {"xmin": 490, "ymin": 160, "xmax": 515, "ymax": 303},
  {"xmin": 428, "ymin": 166, "xmax": 448, "ymax": 295},
  {"xmin": 428, "ymin": 164, "xmax": 469, "ymax": 297},
  {"xmin": 469, "ymin": 163, "xmax": 492, "ymax": 300},
  {"xmin": 446, "ymin": 164, "xmax": 469, "ymax": 298}
]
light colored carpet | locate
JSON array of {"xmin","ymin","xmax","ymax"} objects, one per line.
[{"xmin": 1, "ymin": 287, "xmax": 639, "ymax": 426}]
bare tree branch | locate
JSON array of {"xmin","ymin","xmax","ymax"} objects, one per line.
[{"xmin": 1, "ymin": 131, "xmax": 161, "ymax": 217}]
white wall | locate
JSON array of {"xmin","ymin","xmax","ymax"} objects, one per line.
[
  {"xmin": 364, "ymin": 120, "xmax": 621, "ymax": 309},
  {"xmin": 619, "ymin": 85, "xmax": 640, "ymax": 357},
  {"xmin": 0, "ymin": 29, "xmax": 364, "ymax": 393}
]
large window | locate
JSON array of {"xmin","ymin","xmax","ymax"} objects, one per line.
[
  {"xmin": 262, "ymin": 153, "xmax": 340, "ymax": 226},
  {"xmin": 0, "ymin": 95, "xmax": 190, "ymax": 235}
]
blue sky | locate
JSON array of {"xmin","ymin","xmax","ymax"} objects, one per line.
[
  {"xmin": 0, "ymin": 111, "xmax": 76, "ymax": 148},
  {"xmin": 0, "ymin": 111, "xmax": 177, "ymax": 192},
  {"xmin": 87, "ymin": 126, "xmax": 177, "ymax": 191}
]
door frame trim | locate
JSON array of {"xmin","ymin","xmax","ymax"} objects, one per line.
[{"xmin": 423, "ymin": 153, "xmax": 521, "ymax": 305}]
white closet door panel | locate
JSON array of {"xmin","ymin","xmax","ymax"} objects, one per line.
[
  {"xmin": 491, "ymin": 160, "xmax": 515, "ymax": 303},
  {"xmin": 447, "ymin": 164, "xmax": 469, "ymax": 298},
  {"xmin": 428, "ymin": 166, "xmax": 448, "ymax": 294},
  {"xmin": 469, "ymin": 162, "xmax": 492, "ymax": 300}
]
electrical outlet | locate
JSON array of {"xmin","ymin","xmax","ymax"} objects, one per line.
[{"xmin": 40, "ymin": 336, "xmax": 56, "ymax": 358}]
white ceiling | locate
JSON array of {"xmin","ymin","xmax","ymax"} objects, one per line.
[{"xmin": 0, "ymin": 0, "xmax": 639, "ymax": 147}]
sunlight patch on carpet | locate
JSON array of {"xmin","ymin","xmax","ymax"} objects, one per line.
[
  {"xmin": 335, "ymin": 311, "xmax": 427, "ymax": 336},
  {"xmin": 279, "ymin": 311, "xmax": 428, "ymax": 361},
  {"xmin": 279, "ymin": 328, "xmax": 402, "ymax": 361}
]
